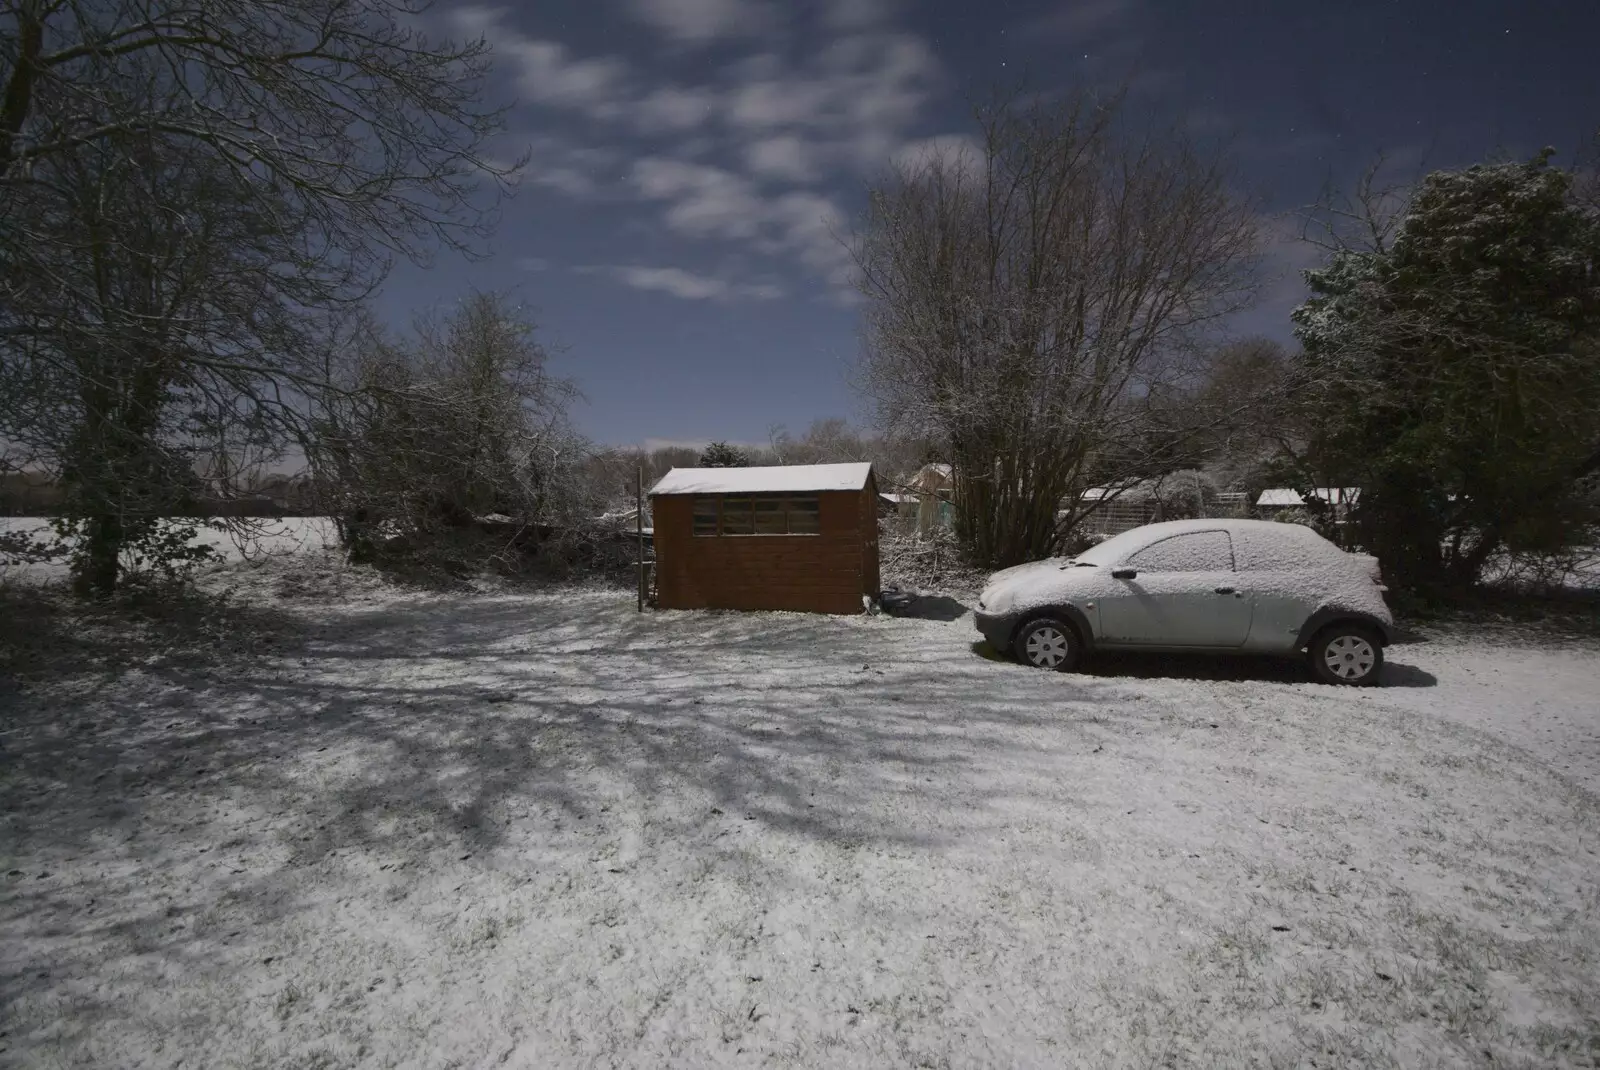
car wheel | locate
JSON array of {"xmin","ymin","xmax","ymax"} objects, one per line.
[
  {"xmin": 1015, "ymin": 617, "xmax": 1081, "ymax": 672},
  {"xmin": 1309, "ymin": 624, "xmax": 1383, "ymax": 686}
]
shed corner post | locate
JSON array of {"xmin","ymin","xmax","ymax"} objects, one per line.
[{"xmin": 637, "ymin": 466, "xmax": 645, "ymax": 613}]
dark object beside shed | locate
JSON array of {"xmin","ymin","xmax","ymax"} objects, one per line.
[{"xmin": 649, "ymin": 462, "xmax": 880, "ymax": 614}]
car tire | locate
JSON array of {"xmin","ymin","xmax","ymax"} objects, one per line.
[
  {"xmin": 1014, "ymin": 617, "xmax": 1081, "ymax": 673},
  {"xmin": 1309, "ymin": 624, "xmax": 1383, "ymax": 686}
]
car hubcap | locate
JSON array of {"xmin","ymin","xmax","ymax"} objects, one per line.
[
  {"xmin": 1324, "ymin": 635, "xmax": 1376, "ymax": 680},
  {"xmin": 1026, "ymin": 627, "xmax": 1070, "ymax": 667}
]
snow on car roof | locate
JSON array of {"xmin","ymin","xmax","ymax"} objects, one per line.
[
  {"xmin": 649, "ymin": 462, "xmax": 873, "ymax": 496},
  {"xmin": 1101, "ymin": 517, "xmax": 1316, "ymax": 541},
  {"xmin": 1073, "ymin": 517, "xmax": 1340, "ymax": 564}
]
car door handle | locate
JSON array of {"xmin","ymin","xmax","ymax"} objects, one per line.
[{"xmin": 1214, "ymin": 586, "xmax": 1236, "ymax": 595}]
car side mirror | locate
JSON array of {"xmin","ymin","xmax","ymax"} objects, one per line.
[{"xmin": 1111, "ymin": 567, "xmax": 1137, "ymax": 580}]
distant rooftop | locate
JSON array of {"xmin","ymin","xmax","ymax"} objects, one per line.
[{"xmin": 1257, "ymin": 487, "xmax": 1361, "ymax": 507}]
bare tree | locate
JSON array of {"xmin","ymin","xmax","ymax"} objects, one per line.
[
  {"xmin": 0, "ymin": 1, "xmax": 514, "ymax": 242},
  {"xmin": 310, "ymin": 292, "xmax": 590, "ymax": 572},
  {"xmin": 768, "ymin": 418, "xmax": 871, "ymax": 466},
  {"xmin": 851, "ymin": 87, "xmax": 1261, "ymax": 567},
  {"xmin": 1186, "ymin": 337, "xmax": 1299, "ymax": 489},
  {"xmin": 0, "ymin": 0, "xmax": 515, "ymax": 594},
  {"xmin": 0, "ymin": 117, "xmax": 364, "ymax": 591}
]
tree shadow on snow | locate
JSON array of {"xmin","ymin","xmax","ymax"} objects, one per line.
[
  {"xmin": 1, "ymin": 590, "xmax": 1113, "ymax": 1013},
  {"xmin": 0, "ymin": 578, "xmax": 305, "ymax": 687}
]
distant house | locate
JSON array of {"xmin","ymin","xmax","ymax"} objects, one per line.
[
  {"xmin": 877, "ymin": 492, "xmax": 918, "ymax": 521},
  {"xmin": 593, "ymin": 507, "xmax": 653, "ymax": 536},
  {"xmin": 1256, "ymin": 487, "xmax": 1361, "ymax": 521},
  {"xmin": 1069, "ymin": 483, "xmax": 1163, "ymax": 538},
  {"xmin": 907, "ymin": 463, "xmax": 954, "ymax": 533}
]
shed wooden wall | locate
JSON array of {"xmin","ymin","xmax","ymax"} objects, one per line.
[{"xmin": 652, "ymin": 486, "xmax": 879, "ymax": 614}]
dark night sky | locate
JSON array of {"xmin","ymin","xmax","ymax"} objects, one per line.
[{"xmin": 381, "ymin": 0, "xmax": 1600, "ymax": 449}]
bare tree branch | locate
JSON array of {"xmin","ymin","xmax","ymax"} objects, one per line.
[{"xmin": 850, "ymin": 86, "xmax": 1262, "ymax": 567}]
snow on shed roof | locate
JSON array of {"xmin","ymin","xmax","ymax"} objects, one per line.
[
  {"xmin": 650, "ymin": 462, "xmax": 873, "ymax": 496},
  {"xmin": 1256, "ymin": 487, "xmax": 1361, "ymax": 507}
]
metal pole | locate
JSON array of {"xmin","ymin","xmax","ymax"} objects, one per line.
[{"xmin": 636, "ymin": 466, "xmax": 645, "ymax": 612}]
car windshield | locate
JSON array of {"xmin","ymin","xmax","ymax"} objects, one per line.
[{"xmin": 1069, "ymin": 528, "xmax": 1151, "ymax": 567}]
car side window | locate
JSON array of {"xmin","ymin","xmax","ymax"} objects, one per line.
[
  {"xmin": 1235, "ymin": 530, "xmax": 1335, "ymax": 571},
  {"xmin": 1127, "ymin": 531, "xmax": 1234, "ymax": 572}
]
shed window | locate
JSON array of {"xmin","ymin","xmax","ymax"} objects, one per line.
[
  {"xmin": 692, "ymin": 499, "xmax": 718, "ymax": 536},
  {"xmin": 689, "ymin": 494, "xmax": 822, "ymax": 535},
  {"xmin": 753, "ymin": 498, "xmax": 788, "ymax": 534},
  {"xmin": 721, "ymin": 496, "xmax": 755, "ymax": 535},
  {"xmin": 786, "ymin": 497, "xmax": 820, "ymax": 534}
]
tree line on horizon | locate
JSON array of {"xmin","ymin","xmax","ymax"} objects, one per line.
[{"xmin": 2, "ymin": 3, "xmax": 1595, "ymax": 599}]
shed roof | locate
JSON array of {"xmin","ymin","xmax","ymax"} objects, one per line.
[{"xmin": 650, "ymin": 462, "xmax": 873, "ymax": 496}]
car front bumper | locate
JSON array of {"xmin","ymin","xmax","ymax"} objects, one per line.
[{"xmin": 973, "ymin": 609, "xmax": 1020, "ymax": 654}]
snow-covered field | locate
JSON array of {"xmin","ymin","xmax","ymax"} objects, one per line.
[
  {"xmin": 2, "ymin": 553, "xmax": 1599, "ymax": 1068},
  {"xmin": 0, "ymin": 516, "xmax": 342, "ymax": 584}
]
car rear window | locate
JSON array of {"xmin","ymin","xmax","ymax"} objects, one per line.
[
  {"xmin": 1234, "ymin": 527, "xmax": 1345, "ymax": 571},
  {"xmin": 1128, "ymin": 531, "xmax": 1234, "ymax": 572}
]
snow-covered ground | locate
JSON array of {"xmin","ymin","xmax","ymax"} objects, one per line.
[
  {"xmin": 2, "ymin": 555, "xmax": 1599, "ymax": 1068},
  {"xmin": 0, "ymin": 516, "xmax": 343, "ymax": 584}
]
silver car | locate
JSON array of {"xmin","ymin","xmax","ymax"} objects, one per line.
[{"xmin": 973, "ymin": 519, "xmax": 1394, "ymax": 685}]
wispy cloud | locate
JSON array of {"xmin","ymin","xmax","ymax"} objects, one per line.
[
  {"xmin": 462, "ymin": 7, "xmax": 938, "ymax": 297},
  {"xmin": 624, "ymin": 0, "xmax": 776, "ymax": 44},
  {"xmin": 578, "ymin": 264, "xmax": 786, "ymax": 301},
  {"xmin": 631, "ymin": 158, "xmax": 770, "ymax": 239},
  {"xmin": 453, "ymin": 8, "xmax": 630, "ymax": 118},
  {"xmin": 819, "ymin": 0, "xmax": 900, "ymax": 30},
  {"xmin": 723, "ymin": 34, "xmax": 940, "ymax": 170},
  {"xmin": 634, "ymin": 86, "xmax": 720, "ymax": 134},
  {"xmin": 508, "ymin": 137, "xmax": 625, "ymax": 198},
  {"xmin": 1024, "ymin": 0, "xmax": 1142, "ymax": 39},
  {"xmin": 629, "ymin": 158, "xmax": 855, "ymax": 290},
  {"xmin": 744, "ymin": 135, "xmax": 822, "ymax": 182}
]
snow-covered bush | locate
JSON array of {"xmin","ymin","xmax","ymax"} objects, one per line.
[
  {"xmin": 879, "ymin": 521, "xmax": 988, "ymax": 595},
  {"xmin": 311, "ymin": 292, "xmax": 600, "ymax": 580},
  {"xmin": 1291, "ymin": 150, "xmax": 1600, "ymax": 595}
]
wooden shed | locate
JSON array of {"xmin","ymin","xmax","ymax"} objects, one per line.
[{"xmin": 649, "ymin": 462, "xmax": 880, "ymax": 614}]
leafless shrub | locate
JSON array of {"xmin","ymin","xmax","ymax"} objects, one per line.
[
  {"xmin": 878, "ymin": 521, "xmax": 987, "ymax": 595},
  {"xmin": 308, "ymin": 292, "xmax": 601, "ymax": 581}
]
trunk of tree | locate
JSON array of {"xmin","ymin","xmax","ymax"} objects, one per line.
[
  {"xmin": 0, "ymin": 1, "xmax": 44, "ymax": 175},
  {"xmin": 72, "ymin": 513, "xmax": 123, "ymax": 598}
]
